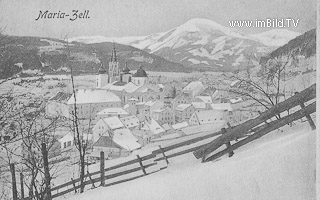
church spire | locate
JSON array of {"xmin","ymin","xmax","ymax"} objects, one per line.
[{"xmin": 111, "ymin": 42, "xmax": 118, "ymax": 62}]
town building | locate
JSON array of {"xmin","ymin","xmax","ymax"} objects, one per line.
[
  {"xmin": 152, "ymin": 107, "xmax": 175, "ymax": 125},
  {"xmin": 182, "ymin": 81, "xmax": 205, "ymax": 97},
  {"xmin": 174, "ymin": 104, "xmax": 195, "ymax": 123},
  {"xmin": 96, "ymin": 107, "xmax": 129, "ymax": 119},
  {"xmin": 189, "ymin": 110, "xmax": 227, "ymax": 126},
  {"xmin": 67, "ymin": 89, "xmax": 121, "ymax": 119}
]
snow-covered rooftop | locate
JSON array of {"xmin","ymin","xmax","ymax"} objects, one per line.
[
  {"xmin": 182, "ymin": 81, "xmax": 205, "ymax": 92},
  {"xmin": 175, "ymin": 104, "xmax": 192, "ymax": 111},
  {"xmin": 195, "ymin": 95, "xmax": 213, "ymax": 104},
  {"xmin": 97, "ymin": 107, "xmax": 129, "ymax": 116},
  {"xmin": 194, "ymin": 110, "xmax": 226, "ymax": 125},
  {"xmin": 141, "ymin": 118, "xmax": 165, "ymax": 135},
  {"xmin": 102, "ymin": 82, "xmax": 140, "ymax": 93},
  {"xmin": 67, "ymin": 89, "xmax": 121, "ymax": 105},
  {"xmin": 210, "ymin": 103, "xmax": 233, "ymax": 111},
  {"xmin": 172, "ymin": 121, "xmax": 189, "ymax": 130},
  {"xmin": 191, "ymin": 102, "xmax": 206, "ymax": 109},
  {"xmin": 103, "ymin": 116, "xmax": 125, "ymax": 130},
  {"xmin": 120, "ymin": 115, "xmax": 140, "ymax": 129},
  {"xmin": 113, "ymin": 128, "xmax": 141, "ymax": 151}
]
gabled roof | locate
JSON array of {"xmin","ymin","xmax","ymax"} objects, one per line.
[
  {"xmin": 175, "ymin": 104, "xmax": 193, "ymax": 111},
  {"xmin": 50, "ymin": 91, "xmax": 72, "ymax": 102},
  {"xmin": 103, "ymin": 116, "xmax": 124, "ymax": 130},
  {"xmin": 93, "ymin": 136, "xmax": 122, "ymax": 148},
  {"xmin": 182, "ymin": 81, "xmax": 205, "ymax": 92},
  {"xmin": 67, "ymin": 89, "xmax": 121, "ymax": 105},
  {"xmin": 120, "ymin": 115, "xmax": 140, "ymax": 129},
  {"xmin": 191, "ymin": 102, "xmax": 206, "ymax": 109},
  {"xmin": 210, "ymin": 103, "xmax": 233, "ymax": 111},
  {"xmin": 113, "ymin": 128, "xmax": 141, "ymax": 151},
  {"xmin": 195, "ymin": 96, "xmax": 213, "ymax": 104},
  {"xmin": 141, "ymin": 118, "xmax": 165, "ymax": 135}
]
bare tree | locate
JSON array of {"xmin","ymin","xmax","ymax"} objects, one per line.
[
  {"xmin": 228, "ymin": 53, "xmax": 293, "ymax": 111},
  {"xmin": 64, "ymin": 38, "xmax": 93, "ymax": 193}
]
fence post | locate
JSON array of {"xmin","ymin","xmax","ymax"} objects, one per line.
[
  {"xmin": 100, "ymin": 151, "xmax": 105, "ymax": 186},
  {"xmin": 71, "ymin": 178, "xmax": 77, "ymax": 193},
  {"xmin": 158, "ymin": 145, "xmax": 169, "ymax": 165},
  {"xmin": 87, "ymin": 170, "xmax": 96, "ymax": 189},
  {"xmin": 10, "ymin": 163, "xmax": 18, "ymax": 200},
  {"xmin": 222, "ymin": 128, "xmax": 234, "ymax": 157},
  {"xmin": 136, "ymin": 155, "xmax": 147, "ymax": 175},
  {"xmin": 41, "ymin": 143, "xmax": 52, "ymax": 200},
  {"xmin": 20, "ymin": 172, "xmax": 24, "ymax": 200},
  {"xmin": 299, "ymin": 102, "xmax": 316, "ymax": 130}
]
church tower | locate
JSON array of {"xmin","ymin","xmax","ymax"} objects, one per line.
[
  {"xmin": 108, "ymin": 43, "xmax": 120, "ymax": 83},
  {"xmin": 96, "ymin": 62, "xmax": 109, "ymax": 88}
]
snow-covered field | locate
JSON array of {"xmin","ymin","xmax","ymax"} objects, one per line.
[{"xmin": 64, "ymin": 122, "xmax": 315, "ymax": 200}]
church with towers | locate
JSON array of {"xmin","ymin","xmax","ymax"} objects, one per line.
[
  {"xmin": 96, "ymin": 43, "xmax": 149, "ymax": 89},
  {"xmin": 95, "ymin": 43, "xmax": 162, "ymax": 105}
]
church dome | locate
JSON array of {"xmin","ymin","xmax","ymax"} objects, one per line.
[{"xmin": 133, "ymin": 65, "xmax": 148, "ymax": 77}]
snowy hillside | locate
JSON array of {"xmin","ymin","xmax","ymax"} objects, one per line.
[
  {"xmin": 250, "ymin": 29, "xmax": 301, "ymax": 47},
  {"xmin": 70, "ymin": 18, "xmax": 301, "ymax": 70},
  {"xmin": 65, "ymin": 123, "xmax": 315, "ymax": 200}
]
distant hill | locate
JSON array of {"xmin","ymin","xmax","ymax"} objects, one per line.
[
  {"xmin": 0, "ymin": 35, "xmax": 188, "ymax": 79},
  {"xmin": 260, "ymin": 29, "xmax": 316, "ymax": 63}
]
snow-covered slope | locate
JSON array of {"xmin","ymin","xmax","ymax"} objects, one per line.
[
  {"xmin": 70, "ymin": 18, "xmax": 301, "ymax": 70},
  {"xmin": 250, "ymin": 29, "xmax": 301, "ymax": 47},
  {"xmin": 66, "ymin": 123, "xmax": 315, "ymax": 200}
]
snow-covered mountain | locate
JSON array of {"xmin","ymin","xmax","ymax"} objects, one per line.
[{"xmin": 70, "ymin": 18, "xmax": 301, "ymax": 70}]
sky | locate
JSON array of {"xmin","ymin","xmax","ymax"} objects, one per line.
[{"xmin": 0, "ymin": 0, "xmax": 316, "ymax": 39}]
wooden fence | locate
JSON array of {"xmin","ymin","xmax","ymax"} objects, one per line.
[
  {"xmin": 13, "ymin": 84, "xmax": 316, "ymax": 199},
  {"xmin": 193, "ymin": 83, "xmax": 316, "ymax": 162}
]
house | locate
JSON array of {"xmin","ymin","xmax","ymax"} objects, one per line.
[
  {"xmin": 96, "ymin": 107, "xmax": 129, "ymax": 119},
  {"xmin": 46, "ymin": 91, "xmax": 72, "ymax": 118},
  {"xmin": 152, "ymin": 107, "xmax": 175, "ymax": 125},
  {"xmin": 58, "ymin": 132, "xmax": 74, "ymax": 150},
  {"xmin": 92, "ymin": 128, "xmax": 141, "ymax": 159},
  {"xmin": 171, "ymin": 93, "xmax": 193, "ymax": 109},
  {"xmin": 67, "ymin": 89, "xmax": 121, "ymax": 119},
  {"xmin": 145, "ymin": 100, "xmax": 164, "ymax": 113},
  {"xmin": 112, "ymin": 128, "xmax": 141, "ymax": 151},
  {"xmin": 189, "ymin": 110, "xmax": 227, "ymax": 126},
  {"xmin": 191, "ymin": 102, "xmax": 207, "ymax": 112},
  {"xmin": 120, "ymin": 115, "xmax": 140, "ymax": 130},
  {"xmin": 140, "ymin": 118, "xmax": 165, "ymax": 138},
  {"xmin": 58, "ymin": 131, "xmax": 92, "ymax": 150},
  {"xmin": 92, "ymin": 136, "xmax": 125, "ymax": 158},
  {"xmin": 174, "ymin": 104, "xmax": 195, "ymax": 123},
  {"xmin": 132, "ymin": 129, "xmax": 153, "ymax": 146},
  {"xmin": 182, "ymin": 81, "xmax": 205, "ymax": 97},
  {"xmin": 92, "ymin": 116, "xmax": 125, "ymax": 143}
]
